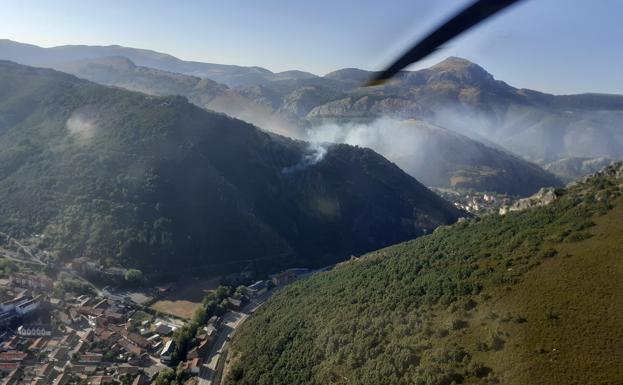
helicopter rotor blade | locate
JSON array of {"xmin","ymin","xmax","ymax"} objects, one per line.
[{"xmin": 366, "ymin": 0, "xmax": 523, "ymax": 86}]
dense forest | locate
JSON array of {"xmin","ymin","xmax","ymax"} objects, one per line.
[
  {"xmin": 227, "ymin": 163, "xmax": 623, "ymax": 385},
  {"xmin": 0, "ymin": 61, "xmax": 461, "ymax": 275}
]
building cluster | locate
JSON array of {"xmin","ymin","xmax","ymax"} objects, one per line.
[
  {"xmin": 0, "ymin": 273, "xmax": 180, "ymax": 385},
  {"xmin": 269, "ymin": 268, "xmax": 309, "ymax": 286},
  {"xmin": 70, "ymin": 259, "xmax": 128, "ymax": 281},
  {"xmin": 434, "ymin": 189, "xmax": 514, "ymax": 215},
  {"xmin": 0, "ymin": 265, "xmax": 314, "ymax": 385}
]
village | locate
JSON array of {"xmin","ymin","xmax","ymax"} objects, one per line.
[
  {"xmin": 0, "ymin": 261, "xmax": 315, "ymax": 385},
  {"xmin": 432, "ymin": 188, "xmax": 516, "ymax": 215}
]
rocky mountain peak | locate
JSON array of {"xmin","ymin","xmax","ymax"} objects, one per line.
[{"xmin": 426, "ymin": 56, "xmax": 494, "ymax": 84}]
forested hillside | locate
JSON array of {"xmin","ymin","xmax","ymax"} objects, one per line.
[
  {"xmin": 29, "ymin": 55, "xmax": 563, "ymax": 195},
  {"xmin": 228, "ymin": 163, "xmax": 623, "ymax": 385},
  {"xmin": 0, "ymin": 60, "xmax": 461, "ymax": 275}
]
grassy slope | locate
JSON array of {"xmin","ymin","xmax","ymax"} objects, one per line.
[{"xmin": 227, "ymin": 164, "xmax": 623, "ymax": 385}]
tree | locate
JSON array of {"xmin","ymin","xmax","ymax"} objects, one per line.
[
  {"xmin": 124, "ymin": 268, "xmax": 144, "ymax": 284},
  {"xmin": 155, "ymin": 368, "xmax": 175, "ymax": 385}
]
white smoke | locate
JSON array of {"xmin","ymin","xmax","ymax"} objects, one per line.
[
  {"xmin": 280, "ymin": 117, "xmax": 432, "ymax": 175},
  {"xmin": 306, "ymin": 117, "xmax": 423, "ymax": 160},
  {"xmin": 66, "ymin": 111, "xmax": 98, "ymax": 143},
  {"xmin": 281, "ymin": 142, "xmax": 328, "ymax": 174}
]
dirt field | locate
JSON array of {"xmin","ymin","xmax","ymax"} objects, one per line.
[{"xmin": 150, "ymin": 276, "xmax": 220, "ymax": 319}]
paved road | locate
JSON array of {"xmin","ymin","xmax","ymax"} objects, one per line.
[{"xmin": 198, "ymin": 290, "xmax": 273, "ymax": 385}]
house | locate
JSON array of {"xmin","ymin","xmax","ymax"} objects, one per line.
[
  {"xmin": 51, "ymin": 373, "xmax": 70, "ymax": 385},
  {"xmin": 72, "ymin": 341, "xmax": 85, "ymax": 355},
  {"xmin": 187, "ymin": 339, "xmax": 210, "ymax": 359},
  {"xmin": 1, "ymin": 368, "xmax": 22, "ymax": 385},
  {"xmin": 204, "ymin": 324, "xmax": 217, "ymax": 339},
  {"xmin": 9, "ymin": 273, "xmax": 53, "ymax": 291},
  {"xmin": 0, "ymin": 363, "xmax": 19, "ymax": 374},
  {"xmin": 128, "ymin": 353, "xmax": 152, "ymax": 367},
  {"xmin": 65, "ymin": 364, "xmax": 96, "ymax": 375},
  {"xmin": 131, "ymin": 374, "xmax": 148, "ymax": 385},
  {"xmin": 49, "ymin": 347, "xmax": 69, "ymax": 364},
  {"xmin": 247, "ymin": 280, "xmax": 268, "ymax": 296},
  {"xmin": 88, "ymin": 376, "xmax": 114, "ymax": 385},
  {"xmin": 207, "ymin": 316, "xmax": 221, "ymax": 327},
  {"xmin": 0, "ymin": 295, "xmax": 41, "ymax": 323},
  {"xmin": 30, "ymin": 379, "xmax": 47, "ymax": 385},
  {"xmin": 71, "ymin": 257, "xmax": 89, "ymax": 273},
  {"xmin": 59, "ymin": 331, "xmax": 79, "ymax": 346},
  {"xmin": 155, "ymin": 283, "xmax": 174, "ymax": 295},
  {"xmin": 92, "ymin": 299, "xmax": 108, "ymax": 309},
  {"xmin": 181, "ymin": 358, "xmax": 202, "ymax": 374},
  {"xmin": 0, "ymin": 352, "xmax": 28, "ymax": 363},
  {"xmin": 78, "ymin": 306, "xmax": 104, "ymax": 318},
  {"xmin": 160, "ymin": 340, "xmax": 175, "ymax": 364},
  {"xmin": 78, "ymin": 353, "xmax": 103, "ymax": 364},
  {"xmin": 0, "ymin": 296, "xmax": 28, "ymax": 313},
  {"xmin": 118, "ymin": 339, "xmax": 143, "ymax": 356},
  {"xmin": 78, "ymin": 329, "xmax": 95, "ymax": 343},
  {"xmin": 116, "ymin": 365, "xmax": 139, "ymax": 375},
  {"xmin": 270, "ymin": 270, "xmax": 296, "ymax": 286},
  {"xmin": 153, "ymin": 322, "xmax": 174, "ymax": 336},
  {"xmin": 18, "ymin": 325, "xmax": 52, "ymax": 338},
  {"xmin": 104, "ymin": 310, "xmax": 124, "ymax": 323},
  {"xmin": 102, "ymin": 266, "xmax": 127, "ymax": 278},
  {"xmin": 15, "ymin": 296, "xmax": 40, "ymax": 315},
  {"xmin": 35, "ymin": 363, "xmax": 56, "ymax": 381},
  {"xmin": 226, "ymin": 297, "xmax": 242, "ymax": 311},
  {"xmin": 76, "ymin": 295, "xmax": 92, "ymax": 307},
  {"xmin": 29, "ymin": 337, "xmax": 49, "ymax": 351},
  {"xmin": 124, "ymin": 332, "xmax": 150, "ymax": 349},
  {"xmin": 146, "ymin": 334, "xmax": 161, "ymax": 345}
]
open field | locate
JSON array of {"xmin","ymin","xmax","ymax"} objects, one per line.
[{"xmin": 151, "ymin": 276, "xmax": 221, "ymax": 319}]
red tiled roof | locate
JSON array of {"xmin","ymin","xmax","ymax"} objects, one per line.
[
  {"xmin": 0, "ymin": 363, "xmax": 19, "ymax": 373},
  {"xmin": 0, "ymin": 352, "xmax": 27, "ymax": 362}
]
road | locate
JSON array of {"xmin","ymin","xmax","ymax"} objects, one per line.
[
  {"xmin": 0, "ymin": 247, "xmax": 45, "ymax": 266},
  {"xmin": 198, "ymin": 290, "xmax": 273, "ymax": 385},
  {"xmin": 0, "ymin": 231, "xmax": 46, "ymax": 267}
]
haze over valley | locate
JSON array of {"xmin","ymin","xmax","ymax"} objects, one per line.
[{"xmin": 2, "ymin": 40, "xmax": 620, "ymax": 195}]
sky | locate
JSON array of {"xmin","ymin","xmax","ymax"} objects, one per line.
[{"xmin": 1, "ymin": 0, "xmax": 622, "ymax": 94}]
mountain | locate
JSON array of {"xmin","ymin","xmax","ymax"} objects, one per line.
[
  {"xmin": 0, "ymin": 39, "xmax": 318, "ymax": 87},
  {"xmin": 27, "ymin": 55, "xmax": 562, "ymax": 195},
  {"xmin": 242, "ymin": 57, "xmax": 623, "ymax": 165},
  {"xmin": 48, "ymin": 55, "xmax": 282, "ymax": 129},
  {"xmin": 383, "ymin": 120, "xmax": 562, "ymax": 195},
  {"xmin": 227, "ymin": 163, "xmax": 623, "ymax": 385},
  {"xmin": 0, "ymin": 60, "xmax": 462, "ymax": 276},
  {"xmin": 5, "ymin": 40, "xmax": 619, "ymax": 188},
  {"xmin": 542, "ymin": 156, "xmax": 615, "ymax": 184}
]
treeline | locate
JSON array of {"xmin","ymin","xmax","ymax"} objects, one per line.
[
  {"xmin": 225, "ymin": 166, "xmax": 622, "ymax": 385},
  {"xmin": 168, "ymin": 285, "xmax": 248, "ymax": 366}
]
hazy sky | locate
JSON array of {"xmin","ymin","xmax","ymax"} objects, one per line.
[{"xmin": 1, "ymin": 0, "xmax": 622, "ymax": 94}]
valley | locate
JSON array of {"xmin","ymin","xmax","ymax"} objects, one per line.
[
  {"xmin": 0, "ymin": 28, "xmax": 621, "ymax": 385},
  {"xmin": 5, "ymin": 40, "xmax": 623, "ymax": 195}
]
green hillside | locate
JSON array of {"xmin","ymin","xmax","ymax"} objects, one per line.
[
  {"xmin": 0, "ymin": 60, "xmax": 461, "ymax": 276},
  {"xmin": 37, "ymin": 56, "xmax": 563, "ymax": 196},
  {"xmin": 227, "ymin": 163, "xmax": 623, "ymax": 385}
]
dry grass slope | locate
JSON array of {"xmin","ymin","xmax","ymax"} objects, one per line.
[{"xmin": 448, "ymin": 198, "xmax": 623, "ymax": 384}]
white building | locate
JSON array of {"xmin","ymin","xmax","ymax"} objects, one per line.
[{"xmin": 17, "ymin": 324, "xmax": 52, "ymax": 337}]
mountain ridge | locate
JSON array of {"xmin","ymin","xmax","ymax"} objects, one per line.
[
  {"xmin": 3, "ymin": 39, "xmax": 620, "ymax": 186},
  {"xmin": 0, "ymin": 60, "xmax": 462, "ymax": 275}
]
